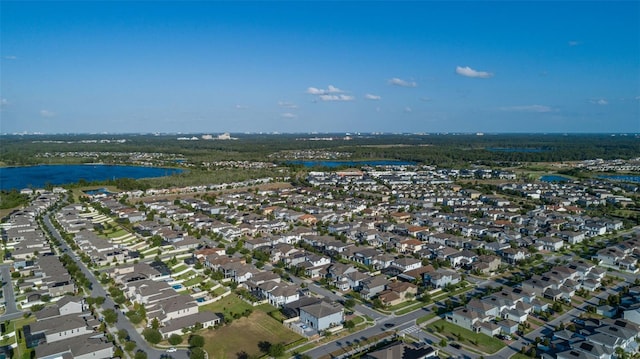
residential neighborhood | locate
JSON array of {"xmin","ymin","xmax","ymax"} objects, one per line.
[{"xmin": 1, "ymin": 163, "xmax": 639, "ymax": 359}]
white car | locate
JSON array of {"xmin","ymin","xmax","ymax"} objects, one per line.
[{"xmin": 166, "ymin": 348, "xmax": 177, "ymax": 353}]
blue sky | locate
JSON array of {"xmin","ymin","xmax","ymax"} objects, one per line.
[{"xmin": 1, "ymin": 1, "xmax": 639, "ymax": 134}]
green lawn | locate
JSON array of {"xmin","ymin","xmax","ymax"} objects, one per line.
[
  {"xmin": 396, "ymin": 301, "xmax": 428, "ymax": 315},
  {"xmin": 426, "ymin": 319, "xmax": 505, "ymax": 354},
  {"xmin": 201, "ymin": 310, "xmax": 303, "ymax": 359},
  {"xmin": 416, "ymin": 312, "xmax": 438, "ymax": 325},
  {"xmin": 182, "ymin": 276, "xmax": 204, "ymax": 287},
  {"xmin": 511, "ymin": 353, "xmax": 531, "ymax": 359},
  {"xmin": 198, "ymin": 294, "xmax": 252, "ymax": 319},
  {"xmin": 106, "ymin": 229, "xmax": 128, "ymax": 238}
]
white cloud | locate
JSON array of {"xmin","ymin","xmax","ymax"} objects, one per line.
[
  {"xmin": 40, "ymin": 109, "xmax": 55, "ymax": 117},
  {"xmin": 306, "ymin": 85, "xmax": 343, "ymax": 95},
  {"xmin": 3, "ymin": 55, "xmax": 17, "ymax": 60},
  {"xmin": 404, "ymin": 107, "xmax": 412, "ymax": 113},
  {"xmin": 281, "ymin": 112, "xmax": 296, "ymax": 119},
  {"xmin": 455, "ymin": 66, "xmax": 493, "ymax": 79},
  {"xmin": 306, "ymin": 87, "xmax": 324, "ymax": 95},
  {"xmin": 388, "ymin": 77, "xmax": 417, "ymax": 87},
  {"xmin": 235, "ymin": 104, "xmax": 248, "ymax": 109},
  {"xmin": 278, "ymin": 101, "xmax": 298, "ymax": 109},
  {"xmin": 1, "ymin": 98, "xmax": 8, "ymax": 106},
  {"xmin": 319, "ymin": 94, "xmax": 354, "ymax": 102},
  {"xmin": 364, "ymin": 93, "xmax": 381, "ymax": 100},
  {"xmin": 568, "ymin": 41, "xmax": 581, "ymax": 46},
  {"xmin": 589, "ymin": 98, "xmax": 609, "ymax": 105},
  {"xmin": 635, "ymin": 96, "xmax": 640, "ymax": 101},
  {"xmin": 499, "ymin": 105, "xmax": 556, "ymax": 113}
]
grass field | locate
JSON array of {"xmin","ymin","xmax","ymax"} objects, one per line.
[
  {"xmin": 198, "ymin": 294, "xmax": 252, "ymax": 318},
  {"xmin": 426, "ymin": 319, "xmax": 505, "ymax": 354},
  {"xmin": 201, "ymin": 310, "xmax": 303, "ymax": 359}
]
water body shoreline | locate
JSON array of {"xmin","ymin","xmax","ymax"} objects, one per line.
[{"xmin": 0, "ymin": 164, "xmax": 183, "ymax": 190}]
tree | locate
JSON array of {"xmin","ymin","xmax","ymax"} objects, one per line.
[
  {"xmin": 344, "ymin": 320, "xmax": 355, "ymax": 330},
  {"xmin": 188, "ymin": 334, "xmax": 205, "ymax": 348},
  {"xmin": 142, "ymin": 328, "xmax": 162, "ymax": 344},
  {"xmin": 189, "ymin": 347, "xmax": 206, "ymax": 359},
  {"xmin": 168, "ymin": 334, "xmax": 183, "ymax": 345},
  {"xmin": 117, "ymin": 329, "xmax": 129, "ymax": 341},
  {"xmin": 268, "ymin": 343, "xmax": 286, "ymax": 357},
  {"xmin": 102, "ymin": 308, "xmax": 118, "ymax": 325},
  {"xmin": 134, "ymin": 350, "xmax": 148, "ymax": 359},
  {"xmin": 343, "ymin": 298, "xmax": 356, "ymax": 309},
  {"xmin": 124, "ymin": 341, "xmax": 137, "ymax": 352}
]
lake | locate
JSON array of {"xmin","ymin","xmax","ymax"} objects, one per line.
[
  {"xmin": 0, "ymin": 164, "xmax": 183, "ymax": 190},
  {"xmin": 597, "ymin": 175, "xmax": 640, "ymax": 183},
  {"xmin": 540, "ymin": 175, "xmax": 571, "ymax": 182},
  {"xmin": 286, "ymin": 160, "xmax": 416, "ymax": 168}
]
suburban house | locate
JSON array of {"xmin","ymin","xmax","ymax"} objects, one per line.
[{"xmin": 299, "ymin": 301, "xmax": 344, "ymax": 331}]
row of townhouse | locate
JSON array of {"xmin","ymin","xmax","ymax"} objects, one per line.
[
  {"xmin": 521, "ymin": 262, "xmax": 606, "ymax": 300},
  {"xmin": 592, "ymin": 237, "xmax": 640, "ymax": 272},
  {"xmin": 23, "ymin": 295, "xmax": 115, "ymax": 359},
  {"xmin": 110, "ymin": 262, "xmax": 223, "ymax": 339},
  {"xmin": 555, "ymin": 318, "xmax": 640, "ymax": 359},
  {"xmin": 447, "ymin": 286, "xmax": 543, "ymax": 337}
]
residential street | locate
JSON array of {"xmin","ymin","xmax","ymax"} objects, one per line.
[
  {"xmin": 0, "ymin": 264, "xmax": 23, "ymax": 322},
  {"xmin": 43, "ymin": 213, "xmax": 189, "ymax": 359}
]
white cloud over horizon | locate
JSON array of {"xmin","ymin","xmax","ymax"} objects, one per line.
[
  {"xmin": 306, "ymin": 85, "xmax": 343, "ymax": 95},
  {"xmin": 281, "ymin": 112, "xmax": 296, "ymax": 119},
  {"xmin": 589, "ymin": 98, "xmax": 609, "ymax": 105},
  {"xmin": 364, "ymin": 93, "xmax": 381, "ymax": 100},
  {"xmin": 499, "ymin": 105, "xmax": 556, "ymax": 113},
  {"xmin": 456, "ymin": 66, "xmax": 493, "ymax": 78},
  {"xmin": 40, "ymin": 109, "xmax": 55, "ymax": 117},
  {"xmin": 278, "ymin": 101, "xmax": 298, "ymax": 109},
  {"xmin": 388, "ymin": 77, "xmax": 417, "ymax": 87},
  {"xmin": 319, "ymin": 94, "xmax": 354, "ymax": 102}
]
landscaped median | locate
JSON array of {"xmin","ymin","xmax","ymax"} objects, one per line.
[{"xmin": 425, "ymin": 319, "xmax": 505, "ymax": 355}]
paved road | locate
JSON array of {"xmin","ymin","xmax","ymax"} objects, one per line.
[
  {"xmin": 43, "ymin": 213, "xmax": 188, "ymax": 359},
  {"xmin": 0, "ymin": 264, "xmax": 23, "ymax": 322}
]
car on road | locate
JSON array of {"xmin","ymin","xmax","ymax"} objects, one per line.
[
  {"xmin": 166, "ymin": 348, "xmax": 177, "ymax": 353},
  {"xmin": 450, "ymin": 342, "xmax": 461, "ymax": 349},
  {"xmin": 384, "ymin": 322, "xmax": 395, "ymax": 328}
]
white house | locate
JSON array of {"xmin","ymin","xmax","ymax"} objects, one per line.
[{"xmin": 299, "ymin": 301, "xmax": 344, "ymax": 331}]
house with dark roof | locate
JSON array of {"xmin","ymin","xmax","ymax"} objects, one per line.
[
  {"xmin": 364, "ymin": 342, "xmax": 438, "ymax": 359},
  {"xmin": 299, "ymin": 301, "xmax": 344, "ymax": 331}
]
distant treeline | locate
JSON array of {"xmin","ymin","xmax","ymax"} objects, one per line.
[{"xmin": 1, "ymin": 133, "xmax": 638, "ymax": 166}]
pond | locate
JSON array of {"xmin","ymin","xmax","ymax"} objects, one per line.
[{"xmin": 540, "ymin": 175, "xmax": 571, "ymax": 182}]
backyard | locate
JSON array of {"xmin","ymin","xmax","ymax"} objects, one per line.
[
  {"xmin": 426, "ymin": 319, "xmax": 505, "ymax": 354},
  {"xmin": 200, "ymin": 310, "xmax": 303, "ymax": 359}
]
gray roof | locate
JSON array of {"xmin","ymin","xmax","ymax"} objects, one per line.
[
  {"xmin": 30, "ymin": 314, "xmax": 88, "ymax": 335},
  {"xmin": 35, "ymin": 333, "xmax": 113, "ymax": 358},
  {"xmin": 160, "ymin": 311, "xmax": 222, "ymax": 335},
  {"xmin": 300, "ymin": 301, "xmax": 343, "ymax": 319}
]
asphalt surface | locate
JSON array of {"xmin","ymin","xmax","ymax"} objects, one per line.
[{"xmin": 0, "ymin": 264, "xmax": 23, "ymax": 322}]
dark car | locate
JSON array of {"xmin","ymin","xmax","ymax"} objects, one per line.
[
  {"xmin": 384, "ymin": 322, "xmax": 395, "ymax": 328},
  {"xmin": 450, "ymin": 343, "xmax": 461, "ymax": 349}
]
